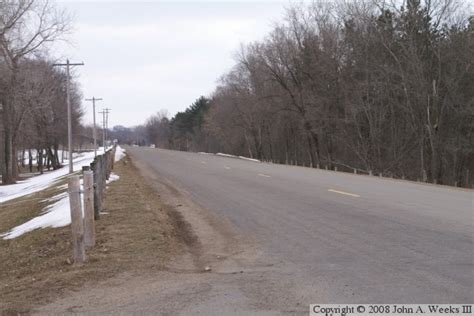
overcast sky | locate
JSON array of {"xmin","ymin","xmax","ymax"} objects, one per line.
[{"xmin": 55, "ymin": 0, "xmax": 289, "ymax": 127}]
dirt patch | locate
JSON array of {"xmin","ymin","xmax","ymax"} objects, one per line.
[
  {"xmin": 0, "ymin": 155, "xmax": 184, "ymax": 314},
  {"xmin": 166, "ymin": 203, "xmax": 199, "ymax": 248}
]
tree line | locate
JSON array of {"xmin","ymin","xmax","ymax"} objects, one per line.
[
  {"xmin": 0, "ymin": 0, "xmax": 86, "ymax": 184},
  {"xmin": 143, "ymin": 0, "xmax": 473, "ymax": 188}
]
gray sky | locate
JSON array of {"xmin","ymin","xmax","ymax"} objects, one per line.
[{"xmin": 56, "ymin": 0, "xmax": 289, "ymax": 127}]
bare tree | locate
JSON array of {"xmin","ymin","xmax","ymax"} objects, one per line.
[
  {"xmin": 0, "ymin": 0, "xmax": 70, "ymax": 183},
  {"xmin": 141, "ymin": 0, "xmax": 473, "ymax": 187}
]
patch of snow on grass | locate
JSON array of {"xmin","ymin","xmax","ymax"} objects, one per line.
[
  {"xmin": 0, "ymin": 151, "xmax": 96, "ymax": 204},
  {"xmin": 115, "ymin": 145, "xmax": 126, "ymax": 162},
  {"xmin": 107, "ymin": 173, "xmax": 120, "ymax": 184},
  {"xmin": 19, "ymin": 149, "xmax": 81, "ymax": 166},
  {"xmin": 0, "ymin": 148, "xmax": 119, "ymax": 240},
  {"xmin": 1, "ymin": 192, "xmax": 73, "ymax": 240},
  {"xmin": 40, "ymin": 191, "xmax": 68, "ymax": 203}
]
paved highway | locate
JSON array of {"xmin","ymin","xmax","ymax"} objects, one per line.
[{"xmin": 128, "ymin": 147, "xmax": 473, "ymax": 304}]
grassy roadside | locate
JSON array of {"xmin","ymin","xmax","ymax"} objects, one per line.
[
  {"xmin": 0, "ymin": 155, "xmax": 183, "ymax": 314},
  {"xmin": 0, "ymin": 180, "xmax": 68, "ymax": 238}
]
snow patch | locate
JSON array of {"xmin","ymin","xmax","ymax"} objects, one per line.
[
  {"xmin": 40, "ymin": 191, "xmax": 68, "ymax": 203},
  {"xmin": 107, "ymin": 173, "xmax": 120, "ymax": 184},
  {"xmin": 19, "ymin": 149, "xmax": 82, "ymax": 166},
  {"xmin": 214, "ymin": 152, "xmax": 261, "ymax": 162},
  {"xmin": 201, "ymin": 151, "xmax": 261, "ymax": 162},
  {"xmin": 216, "ymin": 153, "xmax": 237, "ymax": 158},
  {"xmin": 115, "ymin": 145, "xmax": 126, "ymax": 162},
  {"xmin": 1, "ymin": 191, "xmax": 74, "ymax": 240},
  {"xmin": 0, "ymin": 151, "xmax": 96, "ymax": 204},
  {"xmin": 238, "ymin": 156, "xmax": 261, "ymax": 163},
  {"xmin": 0, "ymin": 176, "xmax": 89, "ymax": 240},
  {"xmin": 0, "ymin": 147, "xmax": 119, "ymax": 240}
]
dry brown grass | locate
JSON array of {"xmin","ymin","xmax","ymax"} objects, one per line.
[{"xmin": 0, "ymin": 155, "xmax": 183, "ymax": 314}]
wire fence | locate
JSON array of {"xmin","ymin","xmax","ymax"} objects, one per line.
[
  {"xmin": 88, "ymin": 146, "xmax": 116, "ymax": 219},
  {"xmin": 69, "ymin": 145, "xmax": 117, "ymax": 262}
]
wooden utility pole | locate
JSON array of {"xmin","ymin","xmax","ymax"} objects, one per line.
[
  {"xmin": 85, "ymin": 97, "xmax": 102, "ymax": 157},
  {"xmin": 53, "ymin": 60, "xmax": 84, "ymax": 173},
  {"xmin": 99, "ymin": 110, "xmax": 106, "ymax": 152},
  {"xmin": 68, "ymin": 175, "xmax": 86, "ymax": 263},
  {"xmin": 104, "ymin": 108, "xmax": 111, "ymax": 148},
  {"xmin": 99, "ymin": 108, "xmax": 111, "ymax": 152},
  {"xmin": 104, "ymin": 108, "xmax": 112, "ymax": 139}
]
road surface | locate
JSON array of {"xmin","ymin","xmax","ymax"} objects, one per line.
[
  {"xmin": 125, "ymin": 147, "xmax": 473, "ymax": 306},
  {"xmin": 38, "ymin": 147, "xmax": 473, "ymax": 314}
]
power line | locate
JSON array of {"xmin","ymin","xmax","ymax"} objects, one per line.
[{"xmin": 53, "ymin": 60, "xmax": 84, "ymax": 174}]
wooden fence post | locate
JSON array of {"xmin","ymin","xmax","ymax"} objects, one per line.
[
  {"xmin": 68, "ymin": 175, "xmax": 86, "ymax": 263},
  {"xmin": 83, "ymin": 168, "xmax": 95, "ymax": 247},
  {"xmin": 91, "ymin": 160, "xmax": 101, "ymax": 219},
  {"xmin": 107, "ymin": 149, "xmax": 111, "ymax": 178},
  {"xmin": 86, "ymin": 146, "xmax": 117, "ymax": 221},
  {"xmin": 101, "ymin": 155, "xmax": 106, "ymax": 197},
  {"xmin": 98, "ymin": 156, "xmax": 104, "ymax": 211}
]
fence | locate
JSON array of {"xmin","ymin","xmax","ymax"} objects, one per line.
[
  {"xmin": 68, "ymin": 145, "xmax": 116, "ymax": 263},
  {"xmin": 90, "ymin": 146, "xmax": 116, "ymax": 219}
]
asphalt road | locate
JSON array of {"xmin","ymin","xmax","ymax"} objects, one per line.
[{"xmin": 128, "ymin": 147, "xmax": 473, "ymax": 304}]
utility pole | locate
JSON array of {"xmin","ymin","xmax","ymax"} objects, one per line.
[
  {"xmin": 98, "ymin": 108, "xmax": 110, "ymax": 153},
  {"xmin": 98, "ymin": 110, "xmax": 106, "ymax": 153},
  {"xmin": 85, "ymin": 97, "xmax": 102, "ymax": 157},
  {"xmin": 53, "ymin": 60, "xmax": 84, "ymax": 174},
  {"xmin": 104, "ymin": 108, "xmax": 111, "ymax": 146}
]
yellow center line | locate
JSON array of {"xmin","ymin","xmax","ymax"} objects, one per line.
[
  {"xmin": 258, "ymin": 173, "xmax": 271, "ymax": 178},
  {"xmin": 328, "ymin": 189, "xmax": 360, "ymax": 198}
]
